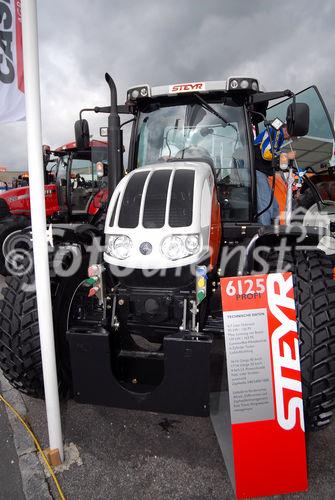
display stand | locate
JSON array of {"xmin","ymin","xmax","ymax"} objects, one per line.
[{"xmin": 211, "ymin": 273, "xmax": 308, "ymax": 499}]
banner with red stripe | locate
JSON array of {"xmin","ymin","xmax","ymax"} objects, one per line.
[{"xmin": 0, "ymin": 0, "xmax": 25, "ymax": 123}]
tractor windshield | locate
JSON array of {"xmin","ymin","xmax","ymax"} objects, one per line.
[{"xmin": 136, "ymin": 101, "xmax": 251, "ymax": 220}]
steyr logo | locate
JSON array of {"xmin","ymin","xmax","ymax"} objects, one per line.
[
  {"xmin": 267, "ymin": 273, "xmax": 305, "ymax": 431},
  {"xmin": 169, "ymin": 82, "xmax": 205, "ymax": 93}
]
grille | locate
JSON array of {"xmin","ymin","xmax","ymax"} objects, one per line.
[
  {"xmin": 143, "ymin": 170, "xmax": 171, "ymax": 228},
  {"xmin": 118, "ymin": 171, "xmax": 149, "ymax": 228},
  {"xmin": 117, "ymin": 168, "xmax": 194, "ymax": 229},
  {"xmin": 169, "ymin": 170, "xmax": 194, "ymax": 227}
]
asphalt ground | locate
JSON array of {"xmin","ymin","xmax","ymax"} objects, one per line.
[
  {"xmin": 20, "ymin": 393, "xmax": 335, "ymax": 500},
  {"xmin": 0, "ymin": 404, "xmax": 25, "ymax": 500}
]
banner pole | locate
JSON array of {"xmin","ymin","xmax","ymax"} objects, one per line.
[{"xmin": 21, "ymin": 0, "xmax": 63, "ymax": 462}]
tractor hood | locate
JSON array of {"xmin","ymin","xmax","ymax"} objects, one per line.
[
  {"xmin": 0, "ymin": 186, "xmax": 30, "ymax": 206},
  {"xmin": 104, "ymin": 162, "xmax": 215, "ymax": 269}
]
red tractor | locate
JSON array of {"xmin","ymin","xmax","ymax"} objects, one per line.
[{"xmin": 0, "ymin": 139, "xmax": 107, "ymax": 273}]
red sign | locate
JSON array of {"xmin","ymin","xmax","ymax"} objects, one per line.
[{"xmin": 220, "ymin": 273, "xmax": 308, "ymax": 498}]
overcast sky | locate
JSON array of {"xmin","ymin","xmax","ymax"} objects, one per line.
[{"xmin": 1, "ymin": 0, "xmax": 335, "ymax": 170}]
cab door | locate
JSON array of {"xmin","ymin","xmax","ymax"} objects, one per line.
[
  {"xmin": 68, "ymin": 152, "xmax": 99, "ymax": 218},
  {"xmin": 266, "ymin": 86, "xmax": 335, "ymax": 172},
  {"xmin": 55, "ymin": 155, "xmax": 69, "ymax": 216}
]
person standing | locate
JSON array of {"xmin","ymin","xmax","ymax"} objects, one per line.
[{"xmin": 254, "ymin": 124, "xmax": 295, "ymax": 224}]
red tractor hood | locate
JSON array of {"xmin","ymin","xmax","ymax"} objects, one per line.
[{"xmin": 0, "ymin": 184, "xmax": 59, "ymax": 217}]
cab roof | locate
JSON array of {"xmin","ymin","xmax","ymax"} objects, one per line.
[
  {"xmin": 55, "ymin": 139, "xmax": 107, "ymax": 152},
  {"xmin": 126, "ymin": 77, "xmax": 262, "ymax": 102}
]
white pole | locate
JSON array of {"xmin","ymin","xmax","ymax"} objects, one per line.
[{"xmin": 21, "ymin": 0, "xmax": 63, "ymax": 461}]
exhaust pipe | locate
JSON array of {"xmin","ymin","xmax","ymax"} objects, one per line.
[{"xmin": 105, "ymin": 73, "xmax": 123, "ymax": 202}]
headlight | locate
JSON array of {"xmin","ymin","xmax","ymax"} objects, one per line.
[
  {"xmin": 161, "ymin": 234, "xmax": 200, "ymax": 260},
  {"xmin": 185, "ymin": 234, "xmax": 200, "ymax": 253},
  {"xmin": 106, "ymin": 235, "xmax": 132, "ymax": 259}
]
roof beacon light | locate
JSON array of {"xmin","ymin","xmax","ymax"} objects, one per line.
[
  {"xmin": 227, "ymin": 77, "xmax": 259, "ymax": 92},
  {"xmin": 127, "ymin": 85, "xmax": 151, "ymax": 101}
]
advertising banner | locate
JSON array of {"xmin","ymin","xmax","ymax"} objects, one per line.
[
  {"xmin": 0, "ymin": 0, "xmax": 25, "ymax": 123},
  {"xmin": 219, "ymin": 273, "xmax": 308, "ymax": 498}
]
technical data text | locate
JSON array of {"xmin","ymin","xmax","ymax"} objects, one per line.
[{"xmin": 223, "ymin": 308, "xmax": 274, "ymax": 424}]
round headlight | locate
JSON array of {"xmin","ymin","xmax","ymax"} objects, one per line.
[
  {"xmin": 140, "ymin": 87, "xmax": 148, "ymax": 97},
  {"xmin": 161, "ymin": 236, "xmax": 184, "ymax": 260},
  {"xmin": 251, "ymin": 81, "xmax": 258, "ymax": 91},
  {"xmin": 131, "ymin": 89, "xmax": 139, "ymax": 99},
  {"xmin": 109, "ymin": 235, "xmax": 132, "ymax": 259},
  {"xmin": 185, "ymin": 234, "xmax": 199, "ymax": 253},
  {"xmin": 230, "ymin": 79, "xmax": 238, "ymax": 89},
  {"xmin": 240, "ymin": 79, "xmax": 249, "ymax": 89}
]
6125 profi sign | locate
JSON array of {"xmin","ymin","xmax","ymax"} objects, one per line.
[{"xmin": 225, "ymin": 277, "xmax": 266, "ymax": 301}]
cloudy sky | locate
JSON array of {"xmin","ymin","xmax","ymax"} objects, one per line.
[{"xmin": 1, "ymin": 0, "xmax": 335, "ymax": 170}]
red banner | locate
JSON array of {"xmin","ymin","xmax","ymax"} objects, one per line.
[
  {"xmin": 220, "ymin": 273, "xmax": 308, "ymax": 498},
  {"xmin": 0, "ymin": 0, "xmax": 25, "ymax": 123}
]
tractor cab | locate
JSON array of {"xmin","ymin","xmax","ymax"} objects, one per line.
[
  {"xmin": 132, "ymin": 85, "xmax": 253, "ymax": 222},
  {"xmin": 46, "ymin": 139, "xmax": 108, "ymax": 222},
  {"xmin": 0, "ymin": 140, "xmax": 107, "ymax": 222}
]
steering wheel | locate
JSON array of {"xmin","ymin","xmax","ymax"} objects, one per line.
[
  {"xmin": 175, "ymin": 146, "xmax": 212, "ymax": 160},
  {"xmin": 75, "ymin": 174, "xmax": 87, "ymax": 188}
]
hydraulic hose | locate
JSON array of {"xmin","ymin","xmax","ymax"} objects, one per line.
[{"xmin": 0, "ymin": 392, "xmax": 66, "ymax": 500}]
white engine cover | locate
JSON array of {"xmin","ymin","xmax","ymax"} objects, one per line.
[{"xmin": 104, "ymin": 162, "xmax": 215, "ymax": 269}]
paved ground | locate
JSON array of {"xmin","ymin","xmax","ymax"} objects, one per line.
[
  {"xmin": 19, "ymin": 394, "xmax": 335, "ymax": 500},
  {"xmin": 0, "ymin": 406, "xmax": 25, "ymax": 500}
]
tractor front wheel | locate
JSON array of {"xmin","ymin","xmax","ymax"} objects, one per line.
[
  {"xmin": 267, "ymin": 250, "xmax": 335, "ymax": 430},
  {"xmin": 0, "ymin": 260, "xmax": 89, "ymax": 398}
]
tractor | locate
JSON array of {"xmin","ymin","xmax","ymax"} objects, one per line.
[
  {"xmin": 0, "ymin": 139, "xmax": 107, "ymax": 274},
  {"xmin": 0, "ymin": 75, "xmax": 335, "ymax": 432}
]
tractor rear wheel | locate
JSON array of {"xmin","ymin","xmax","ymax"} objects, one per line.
[
  {"xmin": 0, "ymin": 217, "xmax": 30, "ymax": 275},
  {"xmin": 266, "ymin": 249, "xmax": 335, "ymax": 430},
  {"xmin": 0, "ymin": 259, "xmax": 89, "ymax": 398}
]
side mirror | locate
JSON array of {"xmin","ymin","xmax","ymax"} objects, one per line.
[
  {"xmin": 74, "ymin": 119, "xmax": 90, "ymax": 149},
  {"xmin": 286, "ymin": 102, "xmax": 309, "ymax": 137}
]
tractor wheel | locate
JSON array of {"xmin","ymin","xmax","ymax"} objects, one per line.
[
  {"xmin": 0, "ymin": 258, "xmax": 89, "ymax": 398},
  {"xmin": 266, "ymin": 249, "xmax": 335, "ymax": 430},
  {"xmin": 0, "ymin": 217, "xmax": 29, "ymax": 276},
  {"xmin": 298, "ymin": 181, "xmax": 335, "ymax": 210}
]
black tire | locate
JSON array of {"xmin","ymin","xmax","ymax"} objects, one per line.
[
  {"xmin": 0, "ymin": 217, "xmax": 29, "ymax": 276},
  {"xmin": 0, "ymin": 259, "xmax": 89, "ymax": 398},
  {"xmin": 267, "ymin": 250, "xmax": 335, "ymax": 430},
  {"xmin": 298, "ymin": 187, "xmax": 317, "ymax": 210},
  {"xmin": 298, "ymin": 181, "xmax": 335, "ymax": 210}
]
